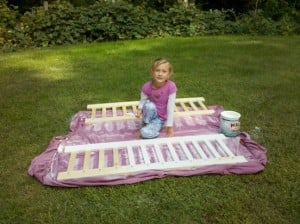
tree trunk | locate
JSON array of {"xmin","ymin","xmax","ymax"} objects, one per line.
[
  {"xmin": 43, "ymin": 1, "xmax": 48, "ymax": 11},
  {"xmin": 178, "ymin": 0, "xmax": 189, "ymax": 7},
  {"xmin": 254, "ymin": 0, "xmax": 260, "ymax": 17},
  {"xmin": 183, "ymin": 0, "xmax": 188, "ymax": 7}
]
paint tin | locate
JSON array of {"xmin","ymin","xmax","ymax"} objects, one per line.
[{"xmin": 220, "ymin": 111, "xmax": 241, "ymax": 137}]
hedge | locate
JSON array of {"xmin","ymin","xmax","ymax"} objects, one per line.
[{"xmin": 0, "ymin": 1, "xmax": 299, "ymax": 51}]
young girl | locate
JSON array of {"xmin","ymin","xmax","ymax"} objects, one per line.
[{"xmin": 136, "ymin": 58, "xmax": 177, "ymax": 138}]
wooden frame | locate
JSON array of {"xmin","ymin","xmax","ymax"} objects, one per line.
[
  {"xmin": 57, "ymin": 134, "xmax": 247, "ymax": 181},
  {"xmin": 85, "ymin": 97, "xmax": 214, "ymax": 124}
]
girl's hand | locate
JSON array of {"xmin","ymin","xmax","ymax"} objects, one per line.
[
  {"xmin": 166, "ymin": 127, "xmax": 174, "ymax": 137},
  {"xmin": 136, "ymin": 109, "xmax": 142, "ymax": 118}
]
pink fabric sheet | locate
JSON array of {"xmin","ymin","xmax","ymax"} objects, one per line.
[{"xmin": 28, "ymin": 106, "xmax": 267, "ymax": 187}]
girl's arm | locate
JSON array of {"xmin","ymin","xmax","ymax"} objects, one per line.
[
  {"xmin": 165, "ymin": 93, "xmax": 176, "ymax": 137},
  {"xmin": 136, "ymin": 91, "xmax": 148, "ymax": 117}
]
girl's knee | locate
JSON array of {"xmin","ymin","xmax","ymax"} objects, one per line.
[
  {"xmin": 143, "ymin": 101, "xmax": 156, "ymax": 111},
  {"xmin": 140, "ymin": 126, "xmax": 159, "ymax": 139}
]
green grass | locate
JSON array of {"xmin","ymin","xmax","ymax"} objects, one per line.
[{"xmin": 0, "ymin": 36, "xmax": 299, "ymax": 224}]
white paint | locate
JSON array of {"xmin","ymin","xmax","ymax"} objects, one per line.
[{"xmin": 62, "ymin": 134, "xmax": 228, "ymax": 153}]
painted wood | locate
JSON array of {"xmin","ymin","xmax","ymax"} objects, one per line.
[
  {"xmin": 205, "ymin": 140, "xmax": 221, "ymax": 158},
  {"xmin": 61, "ymin": 134, "xmax": 227, "ymax": 153},
  {"xmin": 192, "ymin": 141, "xmax": 208, "ymax": 159},
  {"xmin": 127, "ymin": 147, "xmax": 136, "ymax": 167},
  {"xmin": 140, "ymin": 145, "xmax": 150, "ymax": 165},
  {"xmin": 57, "ymin": 134, "xmax": 248, "ymax": 181},
  {"xmin": 179, "ymin": 142, "xmax": 194, "ymax": 161},
  {"xmin": 217, "ymin": 139, "xmax": 234, "ymax": 157},
  {"xmin": 153, "ymin": 144, "xmax": 165, "ymax": 164},
  {"xmin": 167, "ymin": 142, "xmax": 179, "ymax": 162}
]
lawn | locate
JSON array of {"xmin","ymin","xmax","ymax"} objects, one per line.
[{"xmin": 0, "ymin": 36, "xmax": 299, "ymax": 224}]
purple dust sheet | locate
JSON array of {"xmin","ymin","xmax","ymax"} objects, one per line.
[{"xmin": 28, "ymin": 106, "xmax": 267, "ymax": 187}]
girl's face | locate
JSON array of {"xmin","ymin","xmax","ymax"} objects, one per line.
[{"xmin": 151, "ymin": 63, "xmax": 171, "ymax": 84}]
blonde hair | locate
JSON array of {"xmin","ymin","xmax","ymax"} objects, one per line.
[{"xmin": 151, "ymin": 58, "xmax": 173, "ymax": 77}]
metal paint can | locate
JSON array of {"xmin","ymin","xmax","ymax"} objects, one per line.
[{"xmin": 220, "ymin": 111, "xmax": 241, "ymax": 137}]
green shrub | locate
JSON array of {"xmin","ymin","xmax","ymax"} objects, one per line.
[
  {"xmin": 276, "ymin": 9, "xmax": 300, "ymax": 35},
  {"xmin": 164, "ymin": 6, "xmax": 204, "ymax": 36},
  {"xmin": 0, "ymin": 0, "xmax": 298, "ymax": 51},
  {"xmin": 200, "ymin": 9, "xmax": 236, "ymax": 35},
  {"xmin": 20, "ymin": 3, "xmax": 76, "ymax": 47},
  {"xmin": 89, "ymin": 1, "xmax": 150, "ymax": 40},
  {"xmin": 0, "ymin": 1, "xmax": 18, "ymax": 47},
  {"xmin": 5, "ymin": 1, "xmax": 153, "ymax": 48},
  {"xmin": 234, "ymin": 11, "xmax": 278, "ymax": 35}
]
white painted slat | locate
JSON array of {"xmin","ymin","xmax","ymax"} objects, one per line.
[
  {"xmin": 153, "ymin": 144, "xmax": 165, "ymax": 164},
  {"xmin": 179, "ymin": 142, "xmax": 194, "ymax": 161},
  {"xmin": 127, "ymin": 146, "xmax": 136, "ymax": 166},
  {"xmin": 62, "ymin": 134, "xmax": 227, "ymax": 153},
  {"xmin": 140, "ymin": 145, "xmax": 150, "ymax": 165},
  {"xmin": 216, "ymin": 139, "xmax": 234, "ymax": 157},
  {"xmin": 191, "ymin": 140, "xmax": 208, "ymax": 159},
  {"xmin": 135, "ymin": 147, "xmax": 144, "ymax": 164},
  {"xmin": 204, "ymin": 140, "xmax": 221, "ymax": 158},
  {"xmin": 167, "ymin": 143, "xmax": 179, "ymax": 162}
]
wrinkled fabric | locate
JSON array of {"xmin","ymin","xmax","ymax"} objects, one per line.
[{"xmin": 28, "ymin": 105, "xmax": 267, "ymax": 187}]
